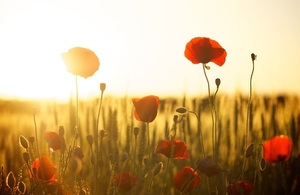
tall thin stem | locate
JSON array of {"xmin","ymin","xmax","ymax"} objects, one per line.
[
  {"xmin": 33, "ymin": 111, "xmax": 45, "ymax": 194},
  {"xmin": 94, "ymin": 84, "xmax": 105, "ymax": 195},
  {"xmin": 202, "ymin": 64, "xmax": 215, "ymax": 161},
  {"xmin": 241, "ymin": 53, "xmax": 256, "ymax": 179},
  {"xmin": 75, "ymin": 75, "xmax": 79, "ymax": 146}
]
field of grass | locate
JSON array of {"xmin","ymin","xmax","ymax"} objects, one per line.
[{"xmin": 0, "ymin": 93, "xmax": 299, "ymax": 194}]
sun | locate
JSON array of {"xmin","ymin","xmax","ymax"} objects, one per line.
[{"xmin": 0, "ymin": 3, "xmax": 111, "ymax": 101}]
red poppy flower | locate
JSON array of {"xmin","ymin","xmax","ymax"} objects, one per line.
[
  {"xmin": 196, "ymin": 157, "xmax": 220, "ymax": 177},
  {"xmin": 185, "ymin": 37, "xmax": 227, "ymax": 66},
  {"xmin": 263, "ymin": 135, "xmax": 293, "ymax": 163},
  {"xmin": 61, "ymin": 47, "xmax": 100, "ymax": 78},
  {"xmin": 155, "ymin": 139, "xmax": 190, "ymax": 159},
  {"xmin": 30, "ymin": 155, "xmax": 56, "ymax": 182},
  {"xmin": 227, "ymin": 180, "xmax": 254, "ymax": 195},
  {"xmin": 132, "ymin": 95, "xmax": 159, "ymax": 123},
  {"xmin": 44, "ymin": 131, "xmax": 61, "ymax": 151},
  {"xmin": 174, "ymin": 166, "xmax": 201, "ymax": 193},
  {"xmin": 112, "ymin": 171, "xmax": 138, "ymax": 191}
]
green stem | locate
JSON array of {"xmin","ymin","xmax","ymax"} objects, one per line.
[
  {"xmin": 202, "ymin": 64, "xmax": 215, "ymax": 161},
  {"xmin": 94, "ymin": 89, "xmax": 104, "ymax": 194},
  {"xmin": 75, "ymin": 75, "xmax": 79, "ymax": 146},
  {"xmin": 241, "ymin": 56, "xmax": 255, "ymax": 179}
]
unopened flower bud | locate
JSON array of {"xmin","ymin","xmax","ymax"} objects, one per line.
[
  {"xmin": 121, "ymin": 151, "xmax": 129, "ymax": 162},
  {"xmin": 251, "ymin": 53, "xmax": 257, "ymax": 61},
  {"xmin": 246, "ymin": 142, "xmax": 255, "ymax": 158},
  {"xmin": 59, "ymin": 126, "xmax": 65, "ymax": 136},
  {"xmin": 138, "ymin": 153, "xmax": 144, "ymax": 165},
  {"xmin": 28, "ymin": 137, "xmax": 35, "ymax": 144},
  {"xmin": 133, "ymin": 127, "xmax": 139, "ymax": 137},
  {"xmin": 19, "ymin": 135, "xmax": 29, "ymax": 150},
  {"xmin": 100, "ymin": 130, "xmax": 106, "ymax": 138},
  {"xmin": 23, "ymin": 152, "xmax": 30, "ymax": 164},
  {"xmin": 173, "ymin": 115, "xmax": 179, "ymax": 123},
  {"xmin": 86, "ymin": 135, "xmax": 93, "ymax": 145},
  {"xmin": 74, "ymin": 146, "xmax": 84, "ymax": 159},
  {"xmin": 215, "ymin": 78, "xmax": 221, "ymax": 87},
  {"xmin": 175, "ymin": 107, "xmax": 188, "ymax": 115},
  {"xmin": 100, "ymin": 83, "xmax": 106, "ymax": 92},
  {"xmin": 153, "ymin": 162, "xmax": 163, "ymax": 176}
]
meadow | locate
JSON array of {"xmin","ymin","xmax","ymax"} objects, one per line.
[{"xmin": 0, "ymin": 92, "xmax": 299, "ymax": 194}]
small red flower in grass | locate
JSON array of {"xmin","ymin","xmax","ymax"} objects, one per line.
[
  {"xmin": 174, "ymin": 166, "xmax": 201, "ymax": 193},
  {"xmin": 112, "ymin": 171, "xmax": 138, "ymax": 191},
  {"xmin": 155, "ymin": 139, "xmax": 190, "ymax": 159},
  {"xmin": 227, "ymin": 180, "xmax": 254, "ymax": 195},
  {"xmin": 132, "ymin": 95, "xmax": 159, "ymax": 123},
  {"xmin": 263, "ymin": 135, "xmax": 293, "ymax": 163},
  {"xmin": 185, "ymin": 37, "xmax": 227, "ymax": 66},
  {"xmin": 196, "ymin": 157, "xmax": 220, "ymax": 177},
  {"xmin": 61, "ymin": 47, "xmax": 100, "ymax": 78},
  {"xmin": 31, "ymin": 155, "xmax": 56, "ymax": 183},
  {"xmin": 44, "ymin": 131, "xmax": 62, "ymax": 151}
]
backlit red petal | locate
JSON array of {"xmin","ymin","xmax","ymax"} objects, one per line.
[
  {"xmin": 263, "ymin": 135, "xmax": 293, "ymax": 163},
  {"xmin": 174, "ymin": 166, "xmax": 201, "ymax": 192}
]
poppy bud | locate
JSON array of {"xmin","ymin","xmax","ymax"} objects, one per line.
[
  {"xmin": 58, "ymin": 126, "xmax": 65, "ymax": 136},
  {"xmin": 100, "ymin": 130, "xmax": 106, "ymax": 138},
  {"xmin": 23, "ymin": 152, "xmax": 30, "ymax": 164},
  {"xmin": 153, "ymin": 162, "xmax": 163, "ymax": 176},
  {"xmin": 74, "ymin": 146, "xmax": 84, "ymax": 159},
  {"xmin": 121, "ymin": 151, "xmax": 129, "ymax": 162},
  {"xmin": 173, "ymin": 115, "xmax": 179, "ymax": 123},
  {"xmin": 100, "ymin": 83, "xmax": 106, "ymax": 92},
  {"xmin": 19, "ymin": 135, "xmax": 29, "ymax": 150},
  {"xmin": 17, "ymin": 181, "xmax": 26, "ymax": 194},
  {"xmin": 175, "ymin": 107, "xmax": 188, "ymax": 115},
  {"xmin": 28, "ymin": 137, "xmax": 35, "ymax": 144},
  {"xmin": 215, "ymin": 78, "xmax": 221, "ymax": 87},
  {"xmin": 6, "ymin": 171, "xmax": 16, "ymax": 190},
  {"xmin": 138, "ymin": 153, "xmax": 144, "ymax": 165},
  {"xmin": 133, "ymin": 127, "xmax": 139, "ymax": 137},
  {"xmin": 251, "ymin": 53, "xmax": 257, "ymax": 61},
  {"xmin": 246, "ymin": 143, "xmax": 255, "ymax": 158},
  {"xmin": 86, "ymin": 135, "xmax": 93, "ymax": 146}
]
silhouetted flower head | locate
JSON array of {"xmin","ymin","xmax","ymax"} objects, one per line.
[
  {"xmin": 61, "ymin": 47, "xmax": 100, "ymax": 78},
  {"xmin": 227, "ymin": 180, "xmax": 254, "ymax": 195},
  {"xmin": 155, "ymin": 139, "xmax": 190, "ymax": 159},
  {"xmin": 263, "ymin": 135, "xmax": 293, "ymax": 163},
  {"xmin": 112, "ymin": 171, "xmax": 138, "ymax": 191},
  {"xmin": 174, "ymin": 166, "xmax": 201, "ymax": 193},
  {"xmin": 132, "ymin": 95, "xmax": 159, "ymax": 123},
  {"xmin": 196, "ymin": 157, "xmax": 220, "ymax": 177},
  {"xmin": 30, "ymin": 155, "xmax": 56, "ymax": 182},
  {"xmin": 185, "ymin": 37, "xmax": 227, "ymax": 66},
  {"xmin": 44, "ymin": 131, "xmax": 62, "ymax": 151}
]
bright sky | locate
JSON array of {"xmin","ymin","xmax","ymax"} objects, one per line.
[{"xmin": 0, "ymin": 0, "xmax": 300, "ymax": 100}]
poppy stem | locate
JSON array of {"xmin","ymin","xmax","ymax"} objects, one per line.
[
  {"xmin": 202, "ymin": 64, "xmax": 216, "ymax": 162},
  {"xmin": 241, "ymin": 54, "xmax": 256, "ymax": 179},
  {"xmin": 32, "ymin": 111, "xmax": 46, "ymax": 190},
  {"xmin": 75, "ymin": 75, "xmax": 79, "ymax": 145},
  {"xmin": 93, "ymin": 88, "xmax": 104, "ymax": 194}
]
